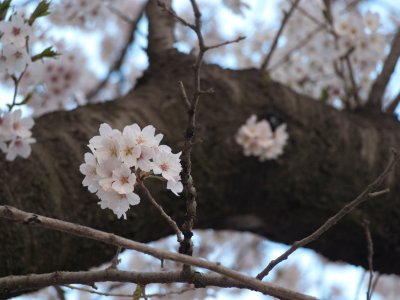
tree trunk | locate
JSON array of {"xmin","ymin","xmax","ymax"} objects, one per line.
[{"xmin": 1, "ymin": 50, "xmax": 400, "ymax": 281}]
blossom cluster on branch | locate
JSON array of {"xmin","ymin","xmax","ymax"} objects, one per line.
[
  {"xmin": 0, "ymin": 109, "xmax": 35, "ymax": 161},
  {"xmin": 270, "ymin": 0, "xmax": 387, "ymax": 107},
  {"xmin": 80, "ymin": 123, "xmax": 183, "ymax": 219},
  {"xmin": 236, "ymin": 115, "xmax": 288, "ymax": 161},
  {"xmin": 0, "ymin": 14, "xmax": 32, "ymax": 74}
]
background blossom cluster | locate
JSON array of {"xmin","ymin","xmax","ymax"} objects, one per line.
[
  {"xmin": 80, "ymin": 123, "xmax": 183, "ymax": 219},
  {"xmin": 236, "ymin": 115, "xmax": 288, "ymax": 161},
  {"xmin": 269, "ymin": 0, "xmax": 386, "ymax": 108},
  {"xmin": 0, "ymin": 14, "xmax": 32, "ymax": 75},
  {"xmin": 0, "ymin": 109, "xmax": 35, "ymax": 161}
]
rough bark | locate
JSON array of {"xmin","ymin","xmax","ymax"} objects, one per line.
[{"xmin": 1, "ymin": 50, "xmax": 400, "ymax": 282}]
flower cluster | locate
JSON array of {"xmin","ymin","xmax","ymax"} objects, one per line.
[
  {"xmin": 0, "ymin": 109, "xmax": 35, "ymax": 161},
  {"xmin": 0, "ymin": 14, "xmax": 33, "ymax": 75},
  {"xmin": 19, "ymin": 47, "xmax": 95, "ymax": 116},
  {"xmin": 236, "ymin": 115, "xmax": 288, "ymax": 161},
  {"xmin": 269, "ymin": 0, "xmax": 387, "ymax": 108},
  {"xmin": 80, "ymin": 123, "xmax": 183, "ymax": 219}
]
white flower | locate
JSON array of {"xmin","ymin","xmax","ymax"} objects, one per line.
[
  {"xmin": 167, "ymin": 179, "xmax": 183, "ymax": 196},
  {"xmin": 0, "ymin": 111, "xmax": 14, "ymax": 139},
  {"xmin": 364, "ymin": 11, "xmax": 380, "ymax": 32},
  {"xmin": 236, "ymin": 115, "xmax": 274, "ymax": 156},
  {"xmin": 5, "ymin": 136, "xmax": 35, "ymax": 161},
  {"xmin": 236, "ymin": 115, "xmax": 288, "ymax": 161},
  {"xmin": 2, "ymin": 43, "xmax": 30, "ymax": 74},
  {"xmin": 81, "ymin": 122, "xmax": 183, "ymax": 218},
  {"xmin": 0, "ymin": 14, "xmax": 32, "ymax": 47},
  {"xmin": 97, "ymin": 190, "xmax": 140, "ymax": 219},
  {"xmin": 89, "ymin": 124, "xmax": 121, "ymax": 163},
  {"xmin": 0, "ymin": 138, "xmax": 7, "ymax": 153},
  {"xmin": 152, "ymin": 150, "xmax": 182, "ymax": 181},
  {"xmin": 131, "ymin": 124, "xmax": 163, "ymax": 148},
  {"xmin": 136, "ymin": 146, "xmax": 154, "ymax": 172},
  {"xmin": 119, "ymin": 126, "xmax": 141, "ymax": 167},
  {"xmin": 96, "ymin": 158, "xmax": 122, "ymax": 191},
  {"xmin": 259, "ymin": 124, "xmax": 289, "ymax": 161},
  {"xmin": 111, "ymin": 165, "xmax": 136, "ymax": 194},
  {"xmin": 9, "ymin": 109, "xmax": 34, "ymax": 138},
  {"xmin": 79, "ymin": 153, "xmax": 99, "ymax": 193}
]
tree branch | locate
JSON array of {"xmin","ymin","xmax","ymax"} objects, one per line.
[
  {"xmin": 138, "ymin": 181, "xmax": 183, "ymax": 243},
  {"xmin": 385, "ymin": 92, "xmax": 400, "ymax": 114},
  {"xmin": 0, "ymin": 206, "xmax": 315, "ymax": 300},
  {"xmin": 256, "ymin": 150, "xmax": 398, "ymax": 280},
  {"xmin": 146, "ymin": 0, "xmax": 175, "ymax": 62},
  {"xmin": 363, "ymin": 219, "xmax": 374, "ymax": 300},
  {"xmin": 260, "ymin": 0, "xmax": 301, "ymax": 70},
  {"xmin": 86, "ymin": 4, "xmax": 146, "ymax": 102},
  {"xmin": 367, "ymin": 28, "xmax": 400, "ymax": 109},
  {"xmin": 0, "ymin": 269, "xmax": 314, "ymax": 300}
]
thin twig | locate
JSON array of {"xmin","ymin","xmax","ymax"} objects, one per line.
[
  {"xmin": 53, "ymin": 286, "xmax": 66, "ymax": 300},
  {"xmin": 343, "ymin": 51, "xmax": 361, "ymax": 107},
  {"xmin": 268, "ymin": 24, "xmax": 324, "ymax": 72},
  {"xmin": 63, "ymin": 284, "xmax": 195, "ymax": 299},
  {"xmin": 363, "ymin": 219, "xmax": 374, "ymax": 300},
  {"xmin": 354, "ymin": 271, "xmax": 366, "ymax": 300},
  {"xmin": 8, "ymin": 68, "xmax": 27, "ymax": 111},
  {"xmin": 256, "ymin": 150, "xmax": 398, "ymax": 280},
  {"xmin": 385, "ymin": 92, "xmax": 400, "ymax": 114},
  {"xmin": 370, "ymin": 273, "xmax": 380, "ymax": 297},
  {"xmin": 86, "ymin": 5, "xmax": 146, "ymax": 102},
  {"xmin": 0, "ymin": 207, "xmax": 316, "ymax": 300},
  {"xmin": 367, "ymin": 28, "xmax": 400, "ymax": 109},
  {"xmin": 206, "ymin": 36, "xmax": 246, "ymax": 50},
  {"xmin": 138, "ymin": 181, "xmax": 183, "ymax": 243},
  {"xmin": 157, "ymin": 0, "xmax": 245, "ymax": 267},
  {"xmin": 108, "ymin": 246, "xmax": 122, "ymax": 269},
  {"xmin": 260, "ymin": 0, "xmax": 301, "ymax": 70}
]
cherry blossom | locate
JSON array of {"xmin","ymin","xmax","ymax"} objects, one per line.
[
  {"xmin": 1, "ymin": 43, "xmax": 30, "ymax": 74},
  {"xmin": 112, "ymin": 165, "xmax": 136, "ymax": 194},
  {"xmin": 0, "ymin": 109, "xmax": 35, "ymax": 161},
  {"xmin": 0, "ymin": 14, "xmax": 32, "ymax": 47},
  {"xmin": 5, "ymin": 137, "xmax": 36, "ymax": 161},
  {"xmin": 152, "ymin": 149, "xmax": 182, "ymax": 181},
  {"xmin": 80, "ymin": 153, "xmax": 100, "ymax": 193},
  {"xmin": 236, "ymin": 115, "xmax": 289, "ymax": 161},
  {"xmin": 80, "ymin": 122, "xmax": 183, "ymax": 219}
]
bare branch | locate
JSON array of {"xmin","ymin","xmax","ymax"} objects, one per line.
[
  {"xmin": 138, "ymin": 181, "xmax": 183, "ymax": 243},
  {"xmin": 256, "ymin": 151, "xmax": 398, "ymax": 280},
  {"xmin": 343, "ymin": 50, "xmax": 361, "ymax": 107},
  {"xmin": 363, "ymin": 219, "xmax": 374, "ymax": 300},
  {"xmin": 268, "ymin": 25, "xmax": 324, "ymax": 72},
  {"xmin": 157, "ymin": 0, "xmax": 244, "ymax": 267},
  {"xmin": 63, "ymin": 284, "xmax": 195, "ymax": 298},
  {"xmin": 0, "ymin": 268, "xmax": 315, "ymax": 300},
  {"xmin": 206, "ymin": 36, "xmax": 246, "ymax": 51},
  {"xmin": 260, "ymin": 0, "xmax": 301, "ymax": 70},
  {"xmin": 385, "ymin": 92, "xmax": 400, "ymax": 114},
  {"xmin": 367, "ymin": 28, "xmax": 400, "ymax": 109},
  {"xmin": 87, "ymin": 5, "xmax": 146, "ymax": 101},
  {"xmin": 0, "ymin": 206, "xmax": 315, "ymax": 300}
]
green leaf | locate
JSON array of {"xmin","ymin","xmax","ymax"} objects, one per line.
[
  {"xmin": 132, "ymin": 285, "xmax": 143, "ymax": 300},
  {"xmin": 19, "ymin": 92, "xmax": 33, "ymax": 105},
  {"xmin": 320, "ymin": 87, "xmax": 329, "ymax": 103},
  {"xmin": 0, "ymin": 0, "xmax": 12, "ymax": 21},
  {"xmin": 261, "ymin": 72, "xmax": 271, "ymax": 85},
  {"xmin": 31, "ymin": 46, "xmax": 60, "ymax": 62},
  {"xmin": 29, "ymin": 0, "xmax": 50, "ymax": 25}
]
